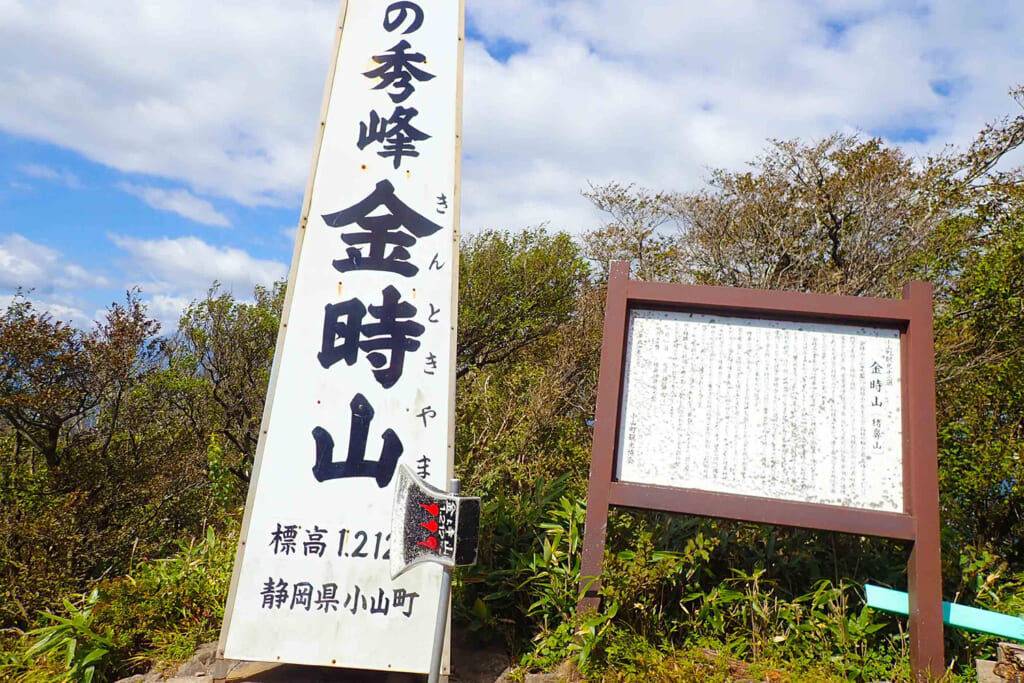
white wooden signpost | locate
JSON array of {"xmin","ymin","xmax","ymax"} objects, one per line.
[{"xmin": 218, "ymin": 0, "xmax": 465, "ymax": 675}]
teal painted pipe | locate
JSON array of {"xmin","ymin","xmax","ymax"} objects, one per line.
[{"xmin": 864, "ymin": 584, "xmax": 1024, "ymax": 641}]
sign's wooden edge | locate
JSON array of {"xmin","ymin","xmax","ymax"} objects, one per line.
[
  {"xmin": 578, "ymin": 261, "xmax": 945, "ymax": 681},
  {"xmin": 625, "ymin": 278, "xmax": 914, "ymax": 324},
  {"xmin": 436, "ymin": 0, "xmax": 467, "ymax": 676},
  {"xmin": 608, "ymin": 482, "xmax": 917, "ymax": 540}
]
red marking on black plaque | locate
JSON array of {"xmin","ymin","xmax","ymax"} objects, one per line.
[
  {"xmin": 420, "ymin": 503, "xmax": 439, "ymax": 517},
  {"xmin": 420, "ymin": 519, "xmax": 438, "ymax": 533},
  {"xmin": 418, "ymin": 536, "xmax": 438, "ymax": 550}
]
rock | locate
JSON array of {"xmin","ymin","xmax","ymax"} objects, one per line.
[
  {"xmin": 114, "ymin": 641, "xmax": 221, "ymax": 683},
  {"xmin": 493, "ymin": 662, "xmax": 579, "ymax": 683},
  {"xmin": 492, "ymin": 665, "xmax": 514, "ymax": 683},
  {"xmin": 554, "ymin": 659, "xmax": 582, "ymax": 682},
  {"xmin": 175, "ymin": 642, "xmax": 219, "ymax": 677},
  {"xmin": 977, "ymin": 658, "xmax": 1001, "ymax": 683},
  {"xmin": 495, "ymin": 672, "xmax": 559, "ymax": 683},
  {"xmin": 114, "ymin": 670, "xmax": 165, "ymax": 683},
  {"xmin": 123, "ymin": 627, "xmax": 518, "ymax": 682}
]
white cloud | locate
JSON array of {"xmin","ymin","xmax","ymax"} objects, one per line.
[
  {"xmin": 108, "ymin": 233, "xmax": 286, "ymax": 300},
  {"xmin": 117, "ymin": 183, "xmax": 231, "ymax": 227},
  {"xmin": 457, "ymin": 1, "xmax": 1024, "ymax": 230},
  {"xmin": 0, "ymin": 0, "xmax": 1022, "ymax": 235},
  {"xmin": 0, "ymin": 234, "xmax": 54, "ymax": 287},
  {"xmin": 18, "ymin": 163, "xmax": 82, "ymax": 188},
  {"xmin": 0, "ymin": 0, "xmax": 335, "ymax": 207},
  {"xmin": 145, "ymin": 293, "xmax": 192, "ymax": 329},
  {"xmin": 0, "ymin": 233, "xmax": 109, "ymax": 292},
  {"xmin": 106, "ymin": 235, "xmax": 287, "ymax": 326}
]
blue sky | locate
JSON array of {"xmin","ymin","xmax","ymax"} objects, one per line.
[
  {"xmin": 1, "ymin": 0, "xmax": 1023, "ymax": 328},
  {"xmin": 1, "ymin": 131, "xmax": 293, "ymax": 325}
]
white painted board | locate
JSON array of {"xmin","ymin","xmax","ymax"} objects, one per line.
[
  {"xmin": 219, "ymin": 0, "xmax": 462, "ymax": 673},
  {"xmin": 617, "ymin": 309, "xmax": 904, "ymax": 513}
]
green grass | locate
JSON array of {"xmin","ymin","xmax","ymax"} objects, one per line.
[{"xmin": 1, "ymin": 518, "xmax": 238, "ymax": 683}]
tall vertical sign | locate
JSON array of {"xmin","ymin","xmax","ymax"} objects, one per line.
[{"xmin": 218, "ymin": 0, "xmax": 464, "ymax": 674}]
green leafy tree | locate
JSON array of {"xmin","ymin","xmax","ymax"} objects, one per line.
[
  {"xmin": 584, "ymin": 86, "xmax": 1024, "ymax": 298},
  {"xmin": 0, "ymin": 291, "xmax": 160, "ymax": 468},
  {"xmin": 164, "ymin": 281, "xmax": 285, "ymax": 484},
  {"xmin": 674, "ymin": 134, "xmax": 939, "ymax": 295},
  {"xmin": 934, "ymin": 207, "xmax": 1024, "ymax": 563},
  {"xmin": 457, "ymin": 228, "xmax": 590, "ymax": 378},
  {"xmin": 0, "ymin": 292, "xmax": 209, "ymax": 627},
  {"xmin": 582, "ymin": 182, "xmax": 682, "ymax": 282}
]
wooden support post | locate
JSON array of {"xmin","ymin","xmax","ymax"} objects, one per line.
[
  {"xmin": 903, "ymin": 282, "xmax": 945, "ymax": 681},
  {"xmin": 578, "ymin": 261, "xmax": 631, "ymax": 612}
]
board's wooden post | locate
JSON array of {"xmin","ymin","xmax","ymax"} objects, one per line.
[
  {"xmin": 904, "ymin": 281, "xmax": 945, "ymax": 681},
  {"xmin": 579, "ymin": 261, "xmax": 631, "ymax": 612},
  {"xmin": 578, "ymin": 262, "xmax": 945, "ymax": 682}
]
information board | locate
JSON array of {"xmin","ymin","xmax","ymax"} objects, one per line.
[
  {"xmin": 578, "ymin": 262, "xmax": 945, "ymax": 680},
  {"xmin": 218, "ymin": 0, "xmax": 464, "ymax": 674},
  {"xmin": 617, "ymin": 310, "xmax": 904, "ymax": 513}
]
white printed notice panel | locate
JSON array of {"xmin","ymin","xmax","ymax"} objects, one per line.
[
  {"xmin": 220, "ymin": 0, "xmax": 462, "ymax": 674},
  {"xmin": 617, "ymin": 310, "xmax": 904, "ymax": 513}
]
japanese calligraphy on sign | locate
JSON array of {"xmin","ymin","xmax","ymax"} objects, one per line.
[
  {"xmin": 617, "ymin": 310, "xmax": 904, "ymax": 513},
  {"xmin": 219, "ymin": 0, "xmax": 464, "ymax": 675}
]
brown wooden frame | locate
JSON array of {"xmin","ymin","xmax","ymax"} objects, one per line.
[{"xmin": 578, "ymin": 261, "xmax": 944, "ymax": 681}]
